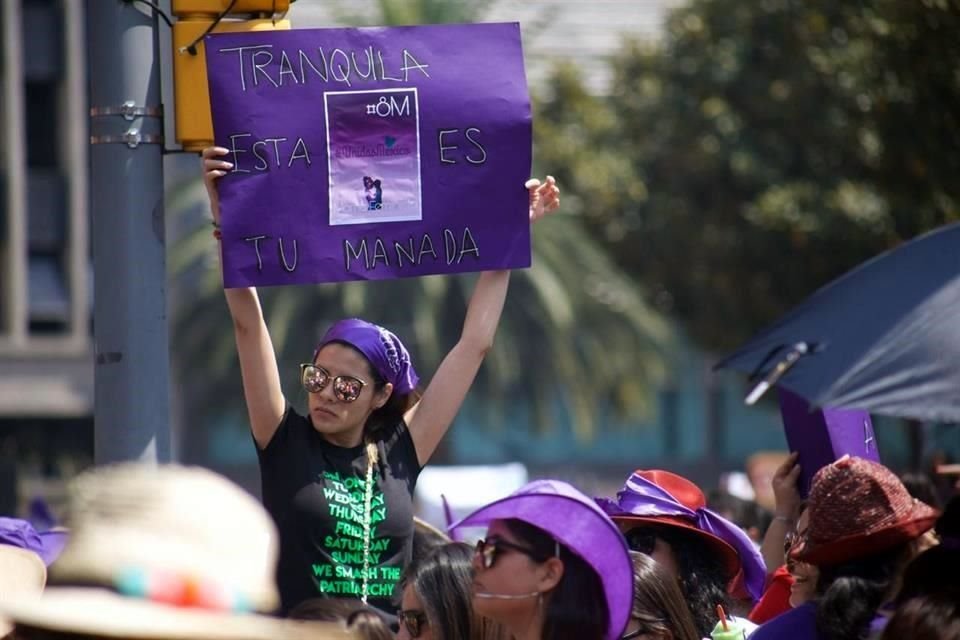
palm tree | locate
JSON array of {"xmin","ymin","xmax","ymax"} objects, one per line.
[{"xmin": 167, "ymin": 0, "xmax": 674, "ymax": 463}]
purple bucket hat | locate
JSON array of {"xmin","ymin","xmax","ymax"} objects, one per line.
[
  {"xmin": 0, "ymin": 517, "xmax": 68, "ymax": 566},
  {"xmin": 315, "ymin": 318, "xmax": 419, "ymax": 395},
  {"xmin": 450, "ymin": 480, "xmax": 632, "ymax": 640}
]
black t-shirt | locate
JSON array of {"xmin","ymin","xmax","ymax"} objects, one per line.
[{"xmin": 257, "ymin": 407, "xmax": 421, "ymax": 614}]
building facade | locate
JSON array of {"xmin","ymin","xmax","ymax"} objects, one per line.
[{"xmin": 0, "ymin": 0, "xmax": 93, "ymax": 515}]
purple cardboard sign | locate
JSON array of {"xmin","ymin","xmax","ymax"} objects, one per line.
[
  {"xmin": 204, "ymin": 23, "xmax": 532, "ymax": 287},
  {"xmin": 778, "ymin": 388, "xmax": 881, "ymax": 497}
]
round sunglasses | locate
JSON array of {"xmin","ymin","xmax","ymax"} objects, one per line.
[
  {"xmin": 475, "ymin": 536, "xmax": 559, "ymax": 569},
  {"xmin": 396, "ymin": 608, "xmax": 428, "ymax": 638},
  {"xmin": 299, "ymin": 363, "xmax": 367, "ymax": 402}
]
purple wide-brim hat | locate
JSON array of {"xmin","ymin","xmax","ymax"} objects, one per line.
[
  {"xmin": 450, "ymin": 480, "xmax": 632, "ymax": 640},
  {"xmin": 0, "ymin": 517, "xmax": 68, "ymax": 566}
]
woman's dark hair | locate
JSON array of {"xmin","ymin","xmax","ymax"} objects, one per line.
[
  {"xmin": 502, "ymin": 519, "xmax": 610, "ymax": 640},
  {"xmin": 814, "ymin": 542, "xmax": 913, "ymax": 640},
  {"xmin": 896, "ymin": 495, "xmax": 960, "ymax": 604},
  {"xmin": 628, "ymin": 551, "xmax": 700, "ymax": 640},
  {"xmin": 897, "ymin": 542, "xmax": 960, "ymax": 605},
  {"xmin": 880, "ymin": 593, "xmax": 960, "ymax": 640},
  {"xmin": 651, "ymin": 525, "xmax": 731, "ymax": 638},
  {"xmin": 400, "ymin": 542, "xmax": 476, "ymax": 640},
  {"xmin": 900, "ymin": 471, "xmax": 942, "ymax": 509},
  {"xmin": 327, "ymin": 340, "xmax": 421, "ymax": 440}
]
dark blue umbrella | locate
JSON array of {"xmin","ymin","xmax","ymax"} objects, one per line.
[{"xmin": 715, "ymin": 222, "xmax": 960, "ymax": 423}]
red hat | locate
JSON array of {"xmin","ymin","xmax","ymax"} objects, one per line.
[
  {"xmin": 793, "ymin": 456, "xmax": 939, "ymax": 566},
  {"xmin": 600, "ymin": 470, "xmax": 745, "ymax": 590}
]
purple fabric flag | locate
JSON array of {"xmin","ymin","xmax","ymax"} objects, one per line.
[
  {"xmin": 778, "ymin": 388, "xmax": 881, "ymax": 498},
  {"xmin": 204, "ymin": 23, "xmax": 532, "ymax": 288}
]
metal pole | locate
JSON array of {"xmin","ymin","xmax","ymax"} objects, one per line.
[{"xmin": 88, "ymin": 0, "xmax": 170, "ymax": 464}]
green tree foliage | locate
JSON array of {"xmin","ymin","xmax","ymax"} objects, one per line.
[
  {"xmin": 327, "ymin": 0, "xmax": 497, "ymax": 26},
  {"xmin": 536, "ymin": 0, "xmax": 960, "ymax": 351}
]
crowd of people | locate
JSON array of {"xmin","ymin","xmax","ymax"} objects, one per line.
[
  {"xmin": 0, "ymin": 456, "xmax": 956, "ymax": 640},
  {"xmin": 1, "ymin": 149, "xmax": 957, "ymax": 640}
]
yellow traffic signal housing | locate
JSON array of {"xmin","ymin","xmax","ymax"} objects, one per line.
[
  {"xmin": 173, "ymin": 17, "xmax": 291, "ymax": 151},
  {"xmin": 171, "ymin": 0, "xmax": 292, "ymax": 18}
]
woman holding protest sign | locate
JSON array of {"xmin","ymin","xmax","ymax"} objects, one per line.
[{"xmin": 201, "ymin": 146, "xmax": 559, "ymax": 616}]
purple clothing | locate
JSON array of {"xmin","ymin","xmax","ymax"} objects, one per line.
[
  {"xmin": 751, "ymin": 602, "xmax": 890, "ymax": 640},
  {"xmin": 750, "ymin": 602, "xmax": 819, "ymax": 640}
]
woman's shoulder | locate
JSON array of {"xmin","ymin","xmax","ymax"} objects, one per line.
[
  {"xmin": 278, "ymin": 406, "xmax": 314, "ymax": 434},
  {"xmin": 380, "ymin": 417, "xmax": 414, "ymax": 448},
  {"xmin": 378, "ymin": 418, "xmax": 421, "ymax": 472},
  {"xmin": 259, "ymin": 406, "xmax": 314, "ymax": 455}
]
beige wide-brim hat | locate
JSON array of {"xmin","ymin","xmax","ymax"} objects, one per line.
[
  {"xmin": 0, "ymin": 464, "xmax": 354, "ymax": 640},
  {"xmin": 0, "ymin": 546, "xmax": 46, "ymax": 636},
  {"xmin": 0, "ymin": 589, "xmax": 351, "ymax": 640}
]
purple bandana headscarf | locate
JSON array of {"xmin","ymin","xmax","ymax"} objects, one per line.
[
  {"xmin": 315, "ymin": 318, "xmax": 419, "ymax": 394},
  {"xmin": 596, "ymin": 472, "xmax": 768, "ymax": 603},
  {"xmin": 0, "ymin": 517, "xmax": 68, "ymax": 566}
]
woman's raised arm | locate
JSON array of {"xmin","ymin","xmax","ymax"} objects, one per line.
[
  {"xmin": 203, "ymin": 147, "xmax": 286, "ymax": 449},
  {"xmin": 405, "ymin": 177, "xmax": 560, "ymax": 465}
]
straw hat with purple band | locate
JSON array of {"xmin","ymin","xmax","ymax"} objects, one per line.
[
  {"xmin": 792, "ymin": 456, "xmax": 939, "ymax": 566},
  {"xmin": 596, "ymin": 470, "xmax": 767, "ymax": 603},
  {"xmin": 450, "ymin": 479, "xmax": 632, "ymax": 640},
  {"xmin": 315, "ymin": 318, "xmax": 419, "ymax": 394}
]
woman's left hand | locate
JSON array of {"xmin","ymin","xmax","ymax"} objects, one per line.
[{"xmin": 526, "ymin": 175, "xmax": 560, "ymax": 223}]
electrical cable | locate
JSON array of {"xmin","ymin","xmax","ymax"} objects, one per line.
[
  {"xmin": 178, "ymin": 0, "xmax": 240, "ymax": 56},
  {"xmin": 128, "ymin": 0, "xmax": 175, "ymax": 28}
]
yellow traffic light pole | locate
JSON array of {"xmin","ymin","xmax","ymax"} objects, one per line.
[{"xmin": 171, "ymin": 0, "xmax": 292, "ymax": 151}]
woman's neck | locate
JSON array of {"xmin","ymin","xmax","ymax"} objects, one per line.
[{"xmin": 503, "ymin": 607, "xmax": 545, "ymax": 640}]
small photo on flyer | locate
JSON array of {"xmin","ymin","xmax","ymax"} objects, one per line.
[{"xmin": 324, "ymin": 88, "xmax": 423, "ymax": 226}]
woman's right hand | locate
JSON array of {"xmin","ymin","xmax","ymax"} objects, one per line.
[
  {"xmin": 201, "ymin": 146, "xmax": 233, "ymax": 224},
  {"xmin": 772, "ymin": 451, "xmax": 802, "ymax": 520}
]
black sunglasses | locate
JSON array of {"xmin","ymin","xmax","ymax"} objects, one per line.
[
  {"xmin": 397, "ymin": 609, "xmax": 428, "ymax": 638},
  {"xmin": 624, "ymin": 527, "xmax": 660, "ymax": 556},
  {"xmin": 475, "ymin": 536, "xmax": 544, "ymax": 570},
  {"xmin": 300, "ymin": 363, "xmax": 367, "ymax": 402}
]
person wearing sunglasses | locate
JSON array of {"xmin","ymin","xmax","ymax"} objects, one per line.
[
  {"xmin": 622, "ymin": 552, "xmax": 698, "ymax": 640},
  {"xmin": 596, "ymin": 470, "xmax": 766, "ymax": 638},
  {"xmin": 396, "ymin": 542, "xmax": 506, "ymax": 640},
  {"xmin": 201, "ymin": 146, "xmax": 560, "ymax": 616},
  {"xmin": 452, "ymin": 480, "xmax": 633, "ymax": 640}
]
